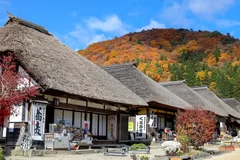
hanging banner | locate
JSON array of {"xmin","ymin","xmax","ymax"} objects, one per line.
[
  {"xmin": 149, "ymin": 114, "xmax": 157, "ymax": 128},
  {"xmin": 135, "ymin": 115, "xmax": 147, "ymax": 139},
  {"xmin": 31, "ymin": 101, "xmax": 47, "ymax": 139},
  {"xmin": 107, "ymin": 115, "xmax": 117, "ymax": 140}
]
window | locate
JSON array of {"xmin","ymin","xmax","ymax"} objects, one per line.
[
  {"xmin": 74, "ymin": 112, "xmax": 82, "ymax": 128},
  {"xmin": 99, "ymin": 114, "xmax": 107, "ymax": 136},
  {"xmin": 54, "ymin": 109, "xmax": 63, "ymax": 123},
  {"xmin": 158, "ymin": 117, "xmax": 165, "ymax": 130}
]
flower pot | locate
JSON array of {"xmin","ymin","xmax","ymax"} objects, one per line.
[
  {"xmin": 218, "ymin": 145, "xmax": 235, "ymax": 151},
  {"xmin": 170, "ymin": 157, "xmax": 182, "ymax": 160},
  {"xmin": 234, "ymin": 145, "xmax": 240, "ymax": 148}
]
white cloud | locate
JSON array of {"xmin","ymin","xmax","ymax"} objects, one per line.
[
  {"xmin": 216, "ymin": 19, "xmax": 240, "ymax": 28},
  {"xmin": 60, "ymin": 15, "xmax": 129, "ymax": 49},
  {"xmin": 88, "ymin": 34, "xmax": 106, "ymax": 45},
  {"xmin": 85, "ymin": 15, "xmax": 129, "ymax": 34},
  {"xmin": 160, "ymin": 2, "xmax": 194, "ymax": 28},
  {"xmin": 187, "ymin": 0, "xmax": 235, "ymax": 19},
  {"xmin": 160, "ymin": 0, "xmax": 236, "ymax": 29},
  {"xmin": 136, "ymin": 19, "xmax": 165, "ymax": 31}
]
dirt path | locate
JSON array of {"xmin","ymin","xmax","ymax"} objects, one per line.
[
  {"xmin": 206, "ymin": 148, "xmax": 240, "ymax": 160},
  {"xmin": 6, "ymin": 147, "xmax": 240, "ymax": 160}
]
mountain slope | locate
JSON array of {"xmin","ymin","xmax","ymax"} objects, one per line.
[{"xmin": 78, "ymin": 28, "xmax": 240, "ymax": 101}]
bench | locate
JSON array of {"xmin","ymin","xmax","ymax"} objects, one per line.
[{"xmin": 103, "ymin": 147, "xmax": 127, "ymax": 156}]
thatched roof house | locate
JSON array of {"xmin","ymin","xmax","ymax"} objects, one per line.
[
  {"xmin": 102, "ymin": 63, "xmax": 192, "ymax": 109},
  {"xmin": 192, "ymin": 87, "xmax": 240, "ymax": 118},
  {"xmin": 0, "ymin": 14, "xmax": 147, "ymax": 107},
  {"xmin": 159, "ymin": 81, "xmax": 227, "ymax": 117},
  {"xmin": 222, "ymin": 98, "xmax": 240, "ymax": 114}
]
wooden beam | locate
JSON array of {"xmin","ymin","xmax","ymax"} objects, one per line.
[{"xmin": 49, "ymin": 103, "xmax": 117, "ymax": 114}]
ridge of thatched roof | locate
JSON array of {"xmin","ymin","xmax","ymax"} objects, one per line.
[
  {"xmin": 192, "ymin": 87, "xmax": 240, "ymax": 118},
  {"xmin": 0, "ymin": 14, "xmax": 148, "ymax": 107},
  {"xmin": 160, "ymin": 81, "xmax": 227, "ymax": 116},
  {"xmin": 222, "ymin": 98, "xmax": 240, "ymax": 114},
  {"xmin": 102, "ymin": 63, "xmax": 192, "ymax": 109}
]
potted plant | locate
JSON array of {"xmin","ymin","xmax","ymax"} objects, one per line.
[
  {"xmin": 139, "ymin": 154, "xmax": 149, "ymax": 160},
  {"xmin": 218, "ymin": 141, "xmax": 235, "ymax": 151},
  {"xmin": 161, "ymin": 141, "xmax": 182, "ymax": 160}
]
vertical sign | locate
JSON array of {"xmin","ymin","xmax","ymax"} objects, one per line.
[
  {"xmin": 149, "ymin": 114, "xmax": 157, "ymax": 128},
  {"xmin": 107, "ymin": 115, "xmax": 117, "ymax": 140},
  {"xmin": 31, "ymin": 101, "xmax": 47, "ymax": 139},
  {"xmin": 135, "ymin": 115, "xmax": 147, "ymax": 139}
]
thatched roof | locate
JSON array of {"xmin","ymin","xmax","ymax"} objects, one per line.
[
  {"xmin": 0, "ymin": 14, "xmax": 147, "ymax": 106},
  {"xmin": 159, "ymin": 81, "xmax": 227, "ymax": 117},
  {"xmin": 192, "ymin": 87, "xmax": 240, "ymax": 118},
  {"xmin": 222, "ymin": 98, "xmax": 240, "ymax": 114},
  {"xmin": 102, "ymin": 63, "xmax": 192, "ymax": 109}
]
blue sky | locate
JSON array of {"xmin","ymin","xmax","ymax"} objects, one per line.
[{"xmin": 1, "ymin": 0, "xmax": 240, "ymax": 50}]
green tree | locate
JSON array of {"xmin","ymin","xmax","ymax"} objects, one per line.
[
  {"xmin": 129, "ymin": 36, "xmax": 132, "ymax": 41},
  {"xmin": 232, "ymin": 68, "xmax": 240, "ymax": 101},
  {"xmin": 213, "ymin": 46, "xmax": 221, "ymax": 62},
  {"xmin": 185, "ymin": 62, "xmax": 196, "ymax": 86},
  {"xmin": 137, "ymin": 39, "xmax": 142, "ymax": 45},
  {"xmin": 155, "ymin": 62, "xmax": 163, "ymax": 75},
  {"xmin": 203, "ymin": 71, "xmax": 210, "ymax": 85}
]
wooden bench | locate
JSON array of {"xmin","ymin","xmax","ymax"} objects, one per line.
[{"xmin": 103, "ymin": 147, "xmax": 127, "ymax": 156}]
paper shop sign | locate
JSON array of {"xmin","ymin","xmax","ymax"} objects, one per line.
[
  {"xmin": 149, "ymin": 114, "xmax": 157, "ymax": 128},
  {"xmin": 135, "ymin": 115, "xmax": 147, "ymax": 139},
  {"xmin": 31, "ymin": 101, "xmax": 47, "ymax": 138}
]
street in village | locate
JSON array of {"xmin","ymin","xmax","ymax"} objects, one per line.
[{"xmin": 4, "ymin": 146, "xmax": 240, "ymax": 160}]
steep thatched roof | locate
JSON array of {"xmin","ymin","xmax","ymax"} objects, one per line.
[
  {"xmin": 0, "ymin": 14, "xmax": 147, "ymax": 106},
  {"xmin": 102, "ymin": 63, "xmax": 192, "ymax": 109},
  {"xmin": 159, "ymin": 81, "xmax": 227, "ymax": 117},
  {"xmin": 222, "ymin": 98, "xmax": 240, "ymax": 114},
  {"xmin": 192, "ymin": 87, "xmax": 240, "ymax": 118}
]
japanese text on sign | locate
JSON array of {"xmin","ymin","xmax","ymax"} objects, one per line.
[{"xmin": 135, "ymin": 115, "xmax": 147, "ymax": 139}]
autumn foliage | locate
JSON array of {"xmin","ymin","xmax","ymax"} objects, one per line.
[
  {"xmin": 175, "ymin": 108, "xmax": 216, "ymax": 149},
  {"xmin": 0, "ymin": 54, "xmax": 38, "ymax": 125},
  {"xmin": 79, "ymin": 28, "xmax": 240, "ymax": 101}
]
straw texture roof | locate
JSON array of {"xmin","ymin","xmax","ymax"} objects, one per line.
[
  {"xmin": 0, "ymin": 15, "xmax": 147, "ymax": 106},
  {"xmin": 159, "ymin": 81, "xmax": 227, "ymax": 116},
  {"xmin": 102, "ymin": 63, "xmax": 192, "ymax": 109},
  {"xmin": 222, "ymin": 98, "xmax": 240, "ymax": 114},
  {"xmin": 192, "ymin": 87, "xmax": 240, "ymax": 118}
]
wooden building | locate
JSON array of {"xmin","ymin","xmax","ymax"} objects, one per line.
[
  {"xmin": 103, "ymin": 63, "xmax": 192, "ymax": 133},
  {"xmin": 192, "ymin": 87, "xmax": 240, "ymax": 119},
  {"xmin": 0, "ymin": 14, "xmax": 148, "ymax": 147},
  {"xmin": 222, "ymin": 98, "xmax": 240, "ymax": 114}
]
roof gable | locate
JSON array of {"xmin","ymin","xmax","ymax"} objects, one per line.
[
  {"xmin": 103, "ymin": 63, "xmax": 192, "ymax": 109},
  {"xmin": 192, "ymin": 87, "xmax": 240, "ymax": 118},
  {"xmin": 160, "ymin": 81, "xmax": 227, "ymax": 116},
  {"xmin": 0, "ymin": 14, "xmax": 147, "ymax": 106}
]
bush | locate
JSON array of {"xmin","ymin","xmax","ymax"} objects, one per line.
[
  {"xmin": 130, "ymin": 143, "xmax": 146, "ymax": 150},
  {"xmin": 161, "ymin": 141, "xmax": 181, "ymax": 156},
  {"xmin": 0, "ymin": 147, "xmax": 4, "ymax": 160},
  {"xmin": 176, "ymin": 108, "xmax": 216, "ymax": 149}
]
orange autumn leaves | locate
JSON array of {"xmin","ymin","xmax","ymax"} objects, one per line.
[{"xmin": 78, "ymin": 28, "xmax": 240, "ymax": 82}]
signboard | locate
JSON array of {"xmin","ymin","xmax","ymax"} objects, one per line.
[
  {"xmin": 149, "ymin": 114, "xmax": 157, "ymax": 128},
  {"xmin": 128, "ymin": 122, "xmax": 134, "ymax": 132},
  {"xmin": 82, "ymin": 121, "xmax": 90, "ymax": 132},
  {"xmin": 31, "ymin": 101, "xmax": 47, "ymax": 139},
  {"xmin": 135, "ymin": 115, "xmax": 147, "ymax": 139},
  {"xmin": 107, "ymin": 115, "xmax": 117, "ymax": 140}
]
